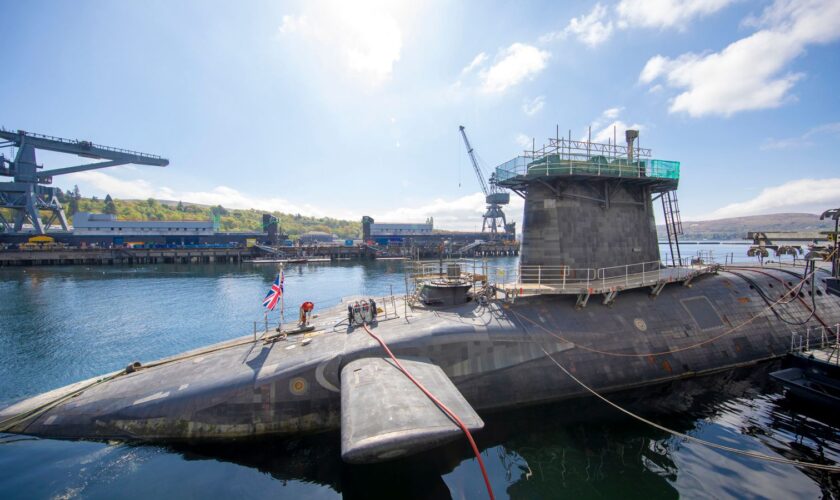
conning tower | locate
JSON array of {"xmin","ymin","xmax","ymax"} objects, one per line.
[{"xmin": 495, "ymin": 128, "xmax": 681, "ymax": 280}]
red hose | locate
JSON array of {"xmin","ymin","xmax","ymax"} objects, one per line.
[{"xmin": 361, "ymin": 324, "xmax": 495, "ymax": 500}]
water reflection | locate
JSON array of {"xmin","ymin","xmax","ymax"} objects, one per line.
[{"xmin": 2, "ymin": 254, "xmax": 839, "ymax": 499}]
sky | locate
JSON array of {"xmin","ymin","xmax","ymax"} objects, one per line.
[{"xmin": 2, "ymin": 0, "xmax": 839, "ymax": 231}]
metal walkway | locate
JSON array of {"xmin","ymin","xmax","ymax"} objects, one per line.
[
  {"xmin": 500, "ymin": 265, "xmax": 717, "ymax": 296},
  {"xmin": 498, "ymin": 262, "xmax": 718, "ymax": 306}
]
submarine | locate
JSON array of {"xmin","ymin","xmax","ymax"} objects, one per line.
[{"xmin": 2, "ymin": 129, "xmax": 839, "ymax": 465}]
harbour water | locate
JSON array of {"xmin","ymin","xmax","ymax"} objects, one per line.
[{"xmin": 1, "ymin": 243, "xmax": 836, "ymax": 499}]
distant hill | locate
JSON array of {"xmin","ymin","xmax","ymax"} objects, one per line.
[
  {"xmin": 58, "ymin": 196, "xmax": 361, "ymax": 239},
  {"xmin": 657, "ymin": 213, "xmax": 835, "ymax": 241}
]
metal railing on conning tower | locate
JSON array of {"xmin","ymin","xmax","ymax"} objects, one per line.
[
  {"xmin": 495, "ymin": 156, "xmax": 680, "ymax": 184},
  {"xmin": 493, "ymin": 135, "xmax": 679, "ymax": 187}
]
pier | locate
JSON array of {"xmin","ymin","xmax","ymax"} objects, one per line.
[
  {"xmin": 0, "ymin": 241, "xmax": 520, "ymax": 267},
  {"xmin": 0, "ymin": 246, "xmax": 253, "ymax": 266}
]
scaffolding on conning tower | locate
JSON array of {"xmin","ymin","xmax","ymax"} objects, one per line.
[
  {"xmin": 488, "ymin": 125, "xmax": 691, "ymax": 307},
  {"xmin": 494, "ymin": 127, "xmax": 680, "ymax": 192}
]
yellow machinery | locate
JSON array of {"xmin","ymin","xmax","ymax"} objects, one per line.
[{"xmin": 21, "ymin": 235, "xmax": 63, "ymax": 250}]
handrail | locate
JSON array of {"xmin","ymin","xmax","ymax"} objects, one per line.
[
  {"xmin": 495, "ymin": 155, "xmax": 679, "ymax": 183},
  {"xmin": 407, "ymin": 257, "xmax": 714, "ymax": 296},
  {"xmin": 0, "ymin": 127, "xmax": 165, "ymax": 160},
  {"xmin": 790, "ymin": 324, "xmax": 840, "ymax": 355}
]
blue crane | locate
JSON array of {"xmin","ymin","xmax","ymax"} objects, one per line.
[{"xmin": 0, "ymin": 128, "xmax": 168, "ymax": 234}]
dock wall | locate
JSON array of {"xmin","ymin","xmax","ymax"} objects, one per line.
[{"xmin": 0, "ymin": 247, "xmax": 254, "ymax": 266}]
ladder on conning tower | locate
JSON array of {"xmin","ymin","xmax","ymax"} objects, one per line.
[{"xmin": 662, "ymin": 190, "xmax": 683, "ymax": 266}]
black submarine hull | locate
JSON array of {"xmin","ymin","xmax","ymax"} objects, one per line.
[{"xmin": 1, "ymin": 266, "xmax": 838, "ymax": 447}]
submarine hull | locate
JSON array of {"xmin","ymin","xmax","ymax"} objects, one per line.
[{"xmin": 2, "ymin": 266, "xmax": 839, "ymax": 448}]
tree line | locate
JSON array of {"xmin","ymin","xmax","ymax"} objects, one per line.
[{"xmin": 53, "ymin": 186, "xmax": 360, "ymax": 239}]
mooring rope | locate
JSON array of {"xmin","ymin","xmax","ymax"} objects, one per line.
[{"xmin": 534, "ymin": 343, "xmax": 840, "ymax": 472}]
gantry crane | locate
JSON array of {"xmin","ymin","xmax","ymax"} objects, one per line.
[
  {"xmin": 459, "ymin": 125, "xmax": 510, "ymax": 238},
  {"xmin": 0, "ymin": 128, "xmax": 169, "ymax": 234}
]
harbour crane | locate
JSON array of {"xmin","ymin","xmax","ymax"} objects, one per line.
[
  {"xmin": 459, "ymin": 125, "xmax": 511, "ymax": 238},
  {"xmin": 0, "ymin": 128, "xmax": 168, "ymax": 234}
]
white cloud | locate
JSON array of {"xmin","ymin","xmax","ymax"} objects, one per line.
[
  {"xmin": 616, "ymin": 0, "xmax": 734, "ymax": 30},
  {"xmin": 479, "ymin": 43, "xmax": 550, "ymax": 94},
  {"xmin": 638, "ymin": 55, "xmax": 668, "ymax": 84},
  {"xmin": 591, "ymin": 120, "xmax": 643, "ymax": 143},
  {"xmin": 67, "ymin": 171, "xmax": 523, "ymax": 232},
  {"xmin": 602, "ymin": 106, "xmax": 623, "ymax": 119},
  {"xmin": 278, "ymin": 14, "xmax": 310, "ymax": 34},
  {"xmin": 515, "ymin": 133, "xmax": 533, "ymax": 149},
  {"xmin": 277, "ymin": 5, "xmax": 403, "ymax": 86},
  {"xmin": 461, "ymin": 52, "xmax": 488, "ymax": 75},
  {"xmin": 638, "ymin": 0, "xmax": 840, "ymax": 117},
  {"xmin": 542, "ymin": 0, "xmax": 732, "ymax": 47},
  {"xmin": 538, "ymin": 30, "xmax": 566, "ymax": 44},
  {"xmin": 68, "ymin": 171, "xmax": 333, "ymax": 218},
  {"xmin": 373, "ymin": 191, "xmax": 524, "ymax": 232},
  {"xmin": 69, "ymin": 171, "xmax": 157, "ymax": 200},
  {"xmin": 702, "ymin": 178, "xmax": 840, "ymax": 219},
  {"xmin": 581, "ymin": 107, "xmax": 641, "ymax": 143},
  {"xmin": 522, "ymin": 96, "xmax": 545, "ymax": 116},
  {"xmin": 761, "ymin": 122, "xmax": 840, "ymax": 150},
  {"xmin": 564, "ymin": 3, "xmax": 614, "ymax": 47}
]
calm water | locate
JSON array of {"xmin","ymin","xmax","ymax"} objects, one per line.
[{"xmin": 1, "ymin": 244, "xmax": 837, "ymax": 499}]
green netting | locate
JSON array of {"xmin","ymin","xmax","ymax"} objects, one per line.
[
  {"xmin": 649, "ymin": 159, "xmax": 680, "ymax": 179},
  {"xmin": 525, "ymin": 155, "xmax": 647, "ymax": 178},
  {"xmin": 496, "ymin": 156, "xmax": 680, "ymax": 182}
]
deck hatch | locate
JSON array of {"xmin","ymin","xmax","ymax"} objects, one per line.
[{"xmin": 681, "ymin": 296, "xmax": 724, "ymax": 330}]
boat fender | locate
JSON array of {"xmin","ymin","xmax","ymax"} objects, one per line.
[
  {"xmin": 369, "ymin": 299, "xmax": 377, "ymax": 320},
  {"xmin": 125, "ymin": 361, "xmax": 142, "ymax": 374}
]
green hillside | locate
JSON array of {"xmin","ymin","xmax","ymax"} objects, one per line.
[
  {"xmin": 78, "ymin": 199, "xmax": 360, "ymax": 239},
  {"xmin": 6, "ymin": 188, "xmax": 361, "ymax": 239},
  {"xmin": 657, "ymin": 213, "xmax": 835, "ymax": 240}
]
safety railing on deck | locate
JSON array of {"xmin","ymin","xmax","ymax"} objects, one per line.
[
  {"xmin": 495, "ymin": 156, "xmax": 679, "ymax": 183},
  {"xmin": 790, "ymin": 324, "xmax": 840, "ymax": 356},
  {"xmin": 517, "ymin": 265, "xmax": 598, "ymax": 290},
  {"xmin": 406, "ymin": 256, "xmax": 716, "ymax": 298},
  {"xmin": 510, "ymin": 260, "xmax": 707, "ymax": 293}
]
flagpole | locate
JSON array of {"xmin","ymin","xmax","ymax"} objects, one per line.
[{"xmin": 279, "ymin": 266, "xmax": 285, "ymax": 332}]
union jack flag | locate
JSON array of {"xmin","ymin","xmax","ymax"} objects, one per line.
[{"xmin": 262, "ymin": 272, "xmax": 284, "ymax": 311}]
